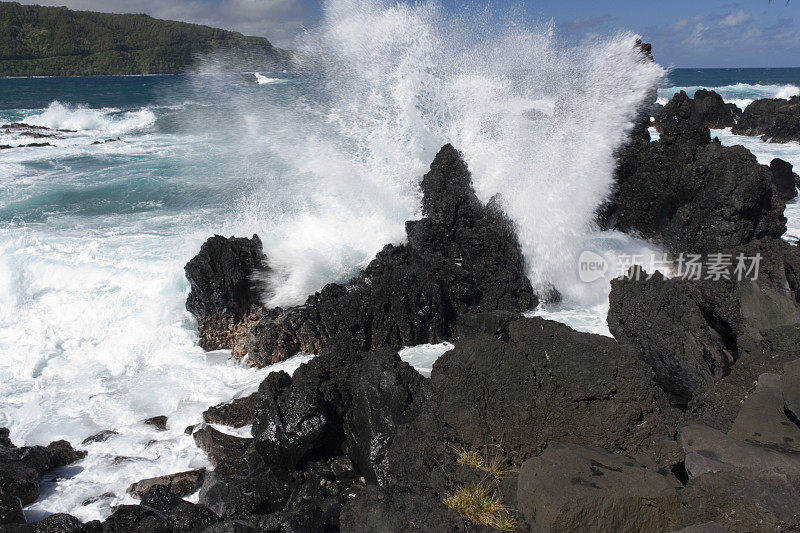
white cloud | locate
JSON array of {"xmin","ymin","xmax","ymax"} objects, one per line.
[
  {"xmin": 673, "ymin": 18, "xmax": 690, "ymax": 31},
  {"xmin": 14, "ymin": 0, "xmax": 307, "ymax": 46},
  {"xmin": 719, "ymin": 10, "xmax": 752, "ymax": 28},
  {"xmin": 689, "ymin": 22, "xmax": 707, "ymax": 44}
]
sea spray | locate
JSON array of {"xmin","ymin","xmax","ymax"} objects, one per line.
[{"xmin": 222, "ymin": 0, "xmax": 666, "ymax": 306}]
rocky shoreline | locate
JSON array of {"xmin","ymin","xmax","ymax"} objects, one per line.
[{"xmin": 3, "ymin": 58, "xmax": 800, "ymax": 533}]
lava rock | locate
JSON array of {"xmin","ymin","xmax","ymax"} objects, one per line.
[
  {"xmin": 654, "ymin": 89, "xmax": 740, "ymax": 130},
  {"xmin": 733, "ymin": 95, "xmax": 800, "ymax": 143},
  {"xmin": 202, "ymin": 394, "xmax": 256, "ymax": 429},
  {"xmin": 0, "ymin": 495, "xmax": 24, "ymax": 525},
  {"xmin": 678, "ymin": 470, "xmax": 800, "ymax": 532},
  {"xmin": 516, "ymin": 442, "xmax": 682, "ymax": 531},
  {"xmin": 423, "ymin": 317, "xmax": 677, "ymax": 467},
  {"xmin": 0, "ymin": 433, "xmax": 86, "ymax": 505},
  {"xmin": 608, "ymin": 239, "xmax": 800, "ymax": 406},
  {"xmin": 727, "ymin": 373, "xmax": 800, "ymax": 450},
  {"xmin": 143, "ymin": 416, "xmax": 168, "ymax": 431},
  {"xmin": 198, "ymin": 447, "xmax": 289, "ymax": 518},
  {"xmin": 81, "ymin": 431, "xmax": 118, "ymax": 445},
  {"xmin": 139, "ymin": 485, "xmax": 220, "ymax": 532},
  {"xmin": 689, "ymin": 325, "xmax": 800, "ymax": 430},
  {"xmin": 343, "ymin": 350, "xmax": 428, "ymax": 485},
  {"xmin": 185, "ymin": 234, "xmax": 269, "ymax": 351},
  {"xmin": 193, "ymin": 426, "xmax": 252, "ymax": 467},
  {"xmin": 601, "ymin": 91, "xmax": 786, "ymax": 254},
  {"xmin": 127, "ymin": 468, "xmax": 206, "ymax": 499},
  {"xmin": 770, "ymin": 157, "xmax": 799, "ymax": 201},
  {"xmin": 237, "ymin": 144, "xmax": 538, "ymax": 367}
]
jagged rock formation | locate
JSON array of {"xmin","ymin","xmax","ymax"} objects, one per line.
[
  {"xmin": 185, "ymin": 144, "xmax": 539, "ymax": 367},
  {"xmin": 770, "ymin": 157, "xmax": 800, "ymax": 202},
  {"xmin": 184, "ymin": 234, "xmax": 268, "ymax": 351},
  {"xmin": 600, "ymin": 90, "xmax": 786, "ymax": 254},
  {"xmin": 654, "ymin": 89, "xmax": 741, "ymax": 130},
  {"xmin": 733, "ymin": 95, "xmax": 800, "ymax": 143},
  {"xmin": 0, "ymin": 429, "xmax": 85, "ymax": 506},
  {"xmin": 608, "ymin": 238, "xmax": 800, "ymax": 406}
]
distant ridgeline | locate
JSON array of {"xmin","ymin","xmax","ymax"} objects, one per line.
[{"xmin": 0, "ymin": 2, "xmax": 290, "ymax": 76}]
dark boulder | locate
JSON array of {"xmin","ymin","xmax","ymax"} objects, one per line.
[
  {"xmin": 0, "ymin": 495, "xmax": 24, "ymax": 526},
  {"xmin": 343, "ymin": 350, "xmax": 428, "ymax": 485},
  {"xmin": 516, "ymin": 442, "xmax": 682, "ymax": 531},
  {"xmin": 185, "ymin": 234, "xmax": 268, "ymax": 351},
  {"xmin": 608, "ymin": 239, "xmax": 800, "ymax": 406},
  {"xmin": 198, "ymin": 447, "xmax": 289, "ymax": 518},
  {"xmin": 601, "ymin": 91, "xmax": 786, "ymax": 254},
  {"xmin": 81, "ymin": 431, "xmax": 117, "ymax": 445},
  {"xmin": 143, "ymin": 416, "xmax": 168, "ymax": 431},
  {"xmin": 732, "ymin": 95, "xmax": 800, "ymax": 143},
  {"xmin": 251, "ymin": 348, "xmax": 425, "ymax": 481},
  {"xmin": 0, "ymin": 432, "xmax": 86, "ymax": 505},
  {"xmin": 770, "ymin": 157, "xmax": 799, "ymax": 201},
  {"xmin": 193, "ymin": 427, "xmax": 252, "ymax": 467},
  {"xmin": 127, "ymin": 468, "xmax": 206, "ymax": 499},
  {"xmin": 423, "ymin": 317, "xmax": 677, "ymax": 467},
  {"xmin": 676, "ymin": 423, "xmax": 800, "ymax": 531},
  {"xmin": 0, "ymin": 513, "xmax": 91, "ymax": 532},
  {"xmin": 655, "ymin": 89, "xmax": 740, "ymax": 131},
  {"xmin": 689, "ymin": 325, "xmax": 800, "ymax": 430},
  {"xmin": 203, "ymin": 394, "xmax": 256, "ymax": 429},
  {"xmin": 139, "ymin": 485, "xmax": 220, "ymax": 532},
  {"xmin": 235, "ymin": 144, "xmax": 537, "ymax": 367}
]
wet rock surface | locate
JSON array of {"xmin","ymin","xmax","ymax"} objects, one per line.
[
  {"xmin": 600, "ymin": 90, "xmax": 786, "ymax": 254},
  {"xmin": 733, "ymin": 95, "xmax": 800, "ymax": 143},
  {"xmin": 608, "ymin": 238, "xmax": 800, "ymax": 406},
  {"xmin": 184, "ymin": 234, "xmax": 269, "ymax": 351},
  {"xmin": 187, "ymin": 144, "xmax": 539, "ymax": 367},
  {"xmin": 0, "ymin": 431, "xmax": 86, "ymax": 506}
]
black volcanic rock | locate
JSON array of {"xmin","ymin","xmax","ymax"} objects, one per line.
[
  {"xmin": 770, "ymin": 157, "xmax": 799, "ymax": 201},
  {"xmin": 342, "ymin": 316, "xmax": 679, "ymax": 531},
  {"xmin": 127, "ymin": 468, "xmax": 206, "ymax": 499},
  {"xmin": 601, "ymin": 91, "xmax": 786, "ymax": 254},
  {"xmin": 202, "ymin": 393, "xmax": 257, "ymax": 429},
  {"xmin": 0, "ymin": 495, "xmax": 24, "ymax": 526},
  {"xmin": 184, "ymin": 234, "xmax": 268, "ymax": 351},
  {"xmin": 655, "ymin": 89, "xmax": 741, "ymax": 131},
  {"xmin": 236, "ymin": 144, "xmax": 537, "ymax": 367},
  {"xmin": 193, "ymin": 426, "xmax": 252, "ymax": 467},
  {"xmin": 402, "ymin": 317, "xmax": 677, "ymax": 470},
  {"xmin": 343, "ymin": 350, "xmax": 428, "ymax": 486},
  {"xmin": 251, "ymin": 348, "xmax": 424, "ymax": 480},
  {"xmin": 0, "ymin": 431, "xmax": 86, "ymax": 505},
  {"xmin": 517, "ymin": 442, "xmax": 682, "ymax": 531},
  {"xmin": 608, "ymin": 239, "xmax": 800, "ymax": 406},
  {"xmin": 733, "ymin": 95, "xmax": 800, "ymax": 143},
  {"xmin": 198, "ymin": 446, "xmax": 289, "ymax": 518}
]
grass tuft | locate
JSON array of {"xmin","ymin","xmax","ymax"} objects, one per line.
[
  {"xmin": 443, "ymin": 483, "xmax": 515, "ymax": 531},
  {"xmin": 456, "ymin": 448, "xmax": 484, "ymax": 470},
  {"xmin": 456, "ymin": 447, "xmax": 511, "ymax": 481}
]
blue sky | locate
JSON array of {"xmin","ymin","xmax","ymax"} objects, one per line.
[{"xmin": 15, "ymin": 0, "xmax": 800, "ymax": 66}]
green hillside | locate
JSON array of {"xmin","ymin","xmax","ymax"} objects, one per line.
[{"xmin": 0, "ymin": 2, "xmax": 289, "ymax": 76}]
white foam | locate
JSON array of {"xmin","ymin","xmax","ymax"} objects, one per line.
[
  {"xmin": 657, "ymin": 83, "xmax": 800, "ymax": 109},
  {"xmin": 398, "ymin": 342, "xmax": 453, "ymax": 377},
  {"xmin": 253, "ymin": 73, "xmax": 282, "ymax": 85},
  {"xmin": 22, "ymin": 101, "xmax": 156, "ymax": 134}
]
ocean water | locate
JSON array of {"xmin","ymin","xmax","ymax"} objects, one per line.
[{"xmin": 2, "ymin": 1, "xmax": 800, "ymax": 522}]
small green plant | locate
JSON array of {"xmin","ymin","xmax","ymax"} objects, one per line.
[
  {"xmin": 443, "ymin": 483, "xmax": 515, "ymax": 531},
  {"xmin": 455, "ymin": 447, "xmax": 511, "ymax": 481},
  {"xmin": 456, "ymin": 448, "xmax": 483, "ymax": 470}
]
